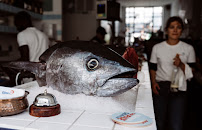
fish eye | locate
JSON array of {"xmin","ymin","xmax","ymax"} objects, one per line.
[{"xmin": 87, "ymin": 58, "xmax": 99, "ymax": 70}]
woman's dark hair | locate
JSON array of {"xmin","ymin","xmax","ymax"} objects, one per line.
[
  {"xmin": 165, "ymin": 16, "xmax": 184, "ymax": 31},
  {"xmin": 14, "ymin": 11, "xmax": 33, "ymax": 32}
]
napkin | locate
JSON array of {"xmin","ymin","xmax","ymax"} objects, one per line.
[{"xmin": 178, "ymin": 63, "xmax": 193, "ymax": 91}]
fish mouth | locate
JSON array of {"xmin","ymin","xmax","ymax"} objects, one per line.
[
  {"xmin": 96, "ymin": 71, "xmax": 139, "ymax": 97},
  {"xmin": 109, "ymin": 71, "xmax": 136, "ymax": 79}
]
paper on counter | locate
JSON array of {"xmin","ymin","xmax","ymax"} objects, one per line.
[{"xmin": 0, "ymin": 86, "xmax": 25, "ymax": 99}]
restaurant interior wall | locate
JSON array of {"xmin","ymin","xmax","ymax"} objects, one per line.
[
  {"xmin": 0, "ymin": 0, "xmax": 201, "ymax": 62},
  {"xmin": 41, "ymin": 0, "xmax": 62, "ymax": 41},
  {"xmin": 62, "ymin": 0, "xmax": 97, "ymax": 41},
  {"xmin": 33, "ymin": 0, "xmax": 62, "ymax": 41}
]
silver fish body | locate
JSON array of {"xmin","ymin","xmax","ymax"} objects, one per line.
[{"xmin": 2, "ymin": 41, "xmax": 139, "ymax": 97}]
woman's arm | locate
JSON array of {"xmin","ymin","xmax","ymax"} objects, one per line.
[
  {"xmin": 149, "ymin": 63, "xmax": 160, "ymax": 95},
  {"xmin": 150, "ymin": 70, "xmax": 160, "ymax": 95}
]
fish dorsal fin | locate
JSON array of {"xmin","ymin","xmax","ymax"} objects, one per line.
[{"xmin": 2, "ymin": 61, "xmax": 44, "ymax": 73}]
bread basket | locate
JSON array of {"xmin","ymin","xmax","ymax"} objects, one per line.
[{"xmin": 0, "ymin": 91, "xmax": 29, "ymax": 116}]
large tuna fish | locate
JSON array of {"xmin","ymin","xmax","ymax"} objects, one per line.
[{"xmin": 2, "ymin": 41, "xmax": 139, "ymax": 97}]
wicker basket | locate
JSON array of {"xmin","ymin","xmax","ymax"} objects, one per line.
[{"xmin": 0, "ymin": 91, "xmax": 29, "ymax": 116}]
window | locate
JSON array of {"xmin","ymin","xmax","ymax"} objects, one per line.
[{"xmin": 125, "ymin": 6, "xmax": 163, "ymax": 45}]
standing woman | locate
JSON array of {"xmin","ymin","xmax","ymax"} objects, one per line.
[{"xmin": 150, "ymin": 16, "xmax": 196, "ymax": 130}]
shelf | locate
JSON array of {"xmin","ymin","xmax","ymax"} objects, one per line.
[
  {"xmin": 0, "ymin": 3, "xmax": 43, "ymax": 33},
  {"xmin": 0, "ymin": 3, "xmax": 62, "ymax": 34},
  {"xmin": 0, "ymin": 3, "xmax": 42, "ymax": 19},
  {"xmin": 0, "ymin": 25, "xmax": 17, "ymax": 33}
]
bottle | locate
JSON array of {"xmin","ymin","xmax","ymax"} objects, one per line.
[
  {"xmin": 170, "ymin": 66, "xmax": 179, "ymax": 92},
  {"xmin": 24, "ymin": 0, "xmax": 32, "ymax": 11},
  {"xmin": 38, "ymin": 1, "xmax": 43, "ymax": 14}
]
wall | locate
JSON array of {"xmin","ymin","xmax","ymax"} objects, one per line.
[
  {"xmin": 190, "ymin": 0, "xmax": 202, "ymax": 39},
  {"xmin": 171, "ymin": 0, "xmax": 201, "ymax": 39},
  {"xmin": 0, "ymin": 33, "xmax": 20, "ymax": 61},
  {"xmin": 34, "ymin": 0, "xmax": 62, "ymax": 41},
  {"xmin": 43, "ymin": 0, "xmax": 62, "ymax": 41},
  {"xmin": 170, "ymin": 0, "xmax": 180, "ymax": 16},
  {"xmin": 162, "ymin": 5, "xmax": 171, "ymax": 31},
  {"xmin": 62, "ymin": 0, "xmax": 97, "ymax": 41},
  {"xmin": 63, "ymin": 13, "xmax": 97, "ymax": 41}
]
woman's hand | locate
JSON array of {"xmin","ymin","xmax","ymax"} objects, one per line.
[
  {"xmin": 152, "ymin": 82, "xmax": 160, "ymax": 95},
  {"xmin": 173, "ymin": 54, "xmax": 185, "ymax": 72},
  {"xmin": 173, "ymin": 54, "xmax": 181, "ymax": 66},
  {"xmin": 150, "ymin": 69, "xmax": 159, "ymax": 95}
]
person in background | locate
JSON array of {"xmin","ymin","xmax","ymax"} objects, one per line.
[
  {"xmin": 14, "ymin": 11, "xmax": 49, "ymax": 62},
  {"xmin": 157, "ymin": 26, "xmax": 164, "ymax": 39},
  {"xmin": 91, "ymin": 26, "xmax": 107, "ymax": 44},
  {"xmin": 149, "ymin": 16, "xmax": 196, "ymax": 130},
  {"xmin": 1, "ymin": 11, "xmax": 49, "ymax": 86}
]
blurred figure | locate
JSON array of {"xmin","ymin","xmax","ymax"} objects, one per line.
[
  {"xmin": 157, "ymin": 26, "xmax": 164, "ymax": 39},
  {"xmin": 1, "ymin": 11, "xmax": 49, "ymax": 86},
  {"xmin": 14, "ymin": 11, "xmax": 49, "ymax": 62},
  {"xmin": 91, "ymin": 26, "xmax": 107, "ymax": 44},
  {"xmin": 149, "ymin": 16, "xmax": 196, "ymax": 130}
]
